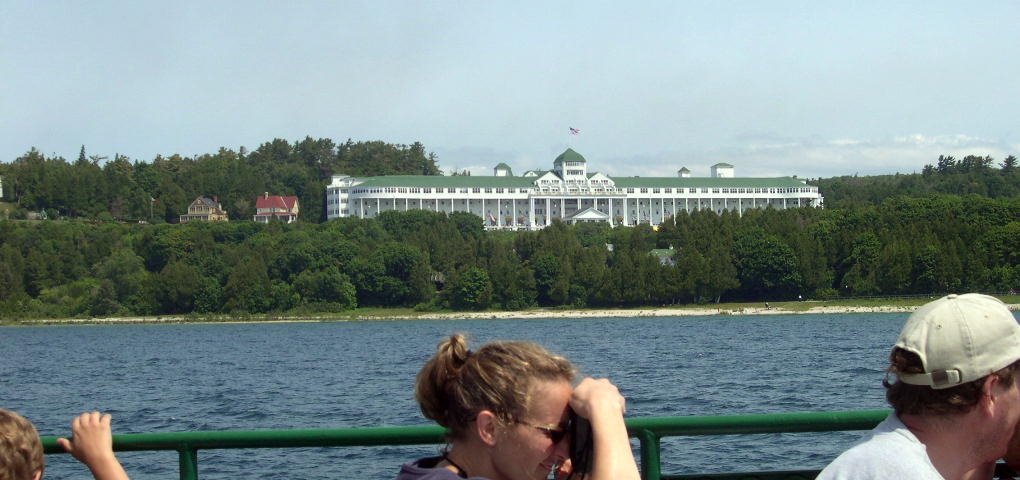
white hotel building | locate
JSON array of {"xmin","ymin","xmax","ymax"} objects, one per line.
[{"xmin": 325, "ymin": 149, "xmax": 823, "ymax": 230}]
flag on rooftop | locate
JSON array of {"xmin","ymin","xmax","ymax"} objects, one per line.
[{"xmin": 569, "ymin": 127, "xmax": 580, "ymax": 135}]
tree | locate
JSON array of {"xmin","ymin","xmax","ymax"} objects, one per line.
[
  {"xmin": 839, "ymin": 232, "xmax": 881, "ymax": 296},
  {"xmin": 1002, "ymin": 155, "xmax": 1017, "ymax": 173},
  {"xmin": 150, "ymin": 261, "xmax": 204, "ymax": 314},
  {"xmin": 733, "ymin": 229, "xmax": 803, "ymax": 299},
  {"xmin": 450, "ymin": 267, "xmax": 493, "ymax": 310},
  {"xmin": 224, "ymin": 257, "xmax": 271, "ymax": 313},
  {"xmin": 94, "ymin": 247, "xmax": 148, "ymax": 310},
  {"xmin": 293, "ymin": 266, "xmax": 357, "ymax": 309}
]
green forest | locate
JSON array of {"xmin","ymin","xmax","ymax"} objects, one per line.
[{"xmin": 0, "ymin": 139, "xmax": 1018, "ymax": 319}]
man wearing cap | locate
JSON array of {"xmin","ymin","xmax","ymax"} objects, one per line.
[{"xmin": 817, "ymin": 293, "xmax": 1020, "ymax": 480}]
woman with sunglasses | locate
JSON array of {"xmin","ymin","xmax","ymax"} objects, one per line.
[{"xmin": 396, "ymin": 334, "xmax": 640, "ymax": 480}]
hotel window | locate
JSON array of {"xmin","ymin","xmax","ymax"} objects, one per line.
[
  {"xmin": 459, "ymin": 188, "xmax": 468, "ymax": 193},
  {"xmin": 472, "ymin": 188, "xmax": 481, "ymax": 193},
  {"xmin": 627, "ymin": 188, "xmax": 635, "ymax": 193},
  {"xmin": 652, "ymin": 188, "xmax": 660, "ymax": 193},
  {"xmin": 712, "ymin": 189, "xmax": 720, "ymax": 193},
  {"xmin": 640, "ymin": 188, "xmax": 648, "ymax": 193},
  {"xmin": 664, "ymin": 188, "xmax": 672, "ymax": 193},
  {"xmin": 484, "ymin": 188, "xmax": 493, "ymax": 193},
  {"xmin": 496, "ymin": 188, "xmax": 504, "ymax": 193},
  {"xmin": 424, "ymin": 188, "xmax": 432, "ymax": 193}
]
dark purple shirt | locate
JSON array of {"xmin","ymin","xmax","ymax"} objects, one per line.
[{"xmin": 395, "ymin": 456, "xmax": 488, "ymax": 480}]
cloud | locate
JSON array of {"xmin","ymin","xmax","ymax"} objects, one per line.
[
  {"xmin": 590, "ymin": 134, "xmax": 1015, "ymax": 179},
  {"xmin": 428, "ymin": 133, "xmax": 1016, "ymax": 181}
]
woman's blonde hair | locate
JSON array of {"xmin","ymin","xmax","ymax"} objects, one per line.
[
  {"xmin": 415, "ymin": 334, "xmax": 576, "ymax": 439},
  {"xmin": 0, "ymin": 409, "xmax": 44, "ymax": 480}
]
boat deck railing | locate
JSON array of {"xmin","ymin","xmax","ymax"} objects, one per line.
[{"xmin": 41, "ymin": 410, "xmax": 891, "ymax": 480}]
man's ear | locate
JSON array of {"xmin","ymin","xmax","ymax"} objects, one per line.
[
  {"xmin": 475, "ymin": 410, "xmax": 500, "ymax": 446},
  {"xmin": 980, "ymin": 374, "xmax": 1003, "ymax": 414},
  {"xmin": 32, "ymin": 469, "xmax": 42, "ymax": 480}
]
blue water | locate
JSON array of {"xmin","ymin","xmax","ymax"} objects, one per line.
[{"xmin": 1, "ymin": 314, "xmax": 909, "ymax": 479}]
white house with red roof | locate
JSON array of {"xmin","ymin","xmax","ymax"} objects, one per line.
[{"xmin": 254, "ymin": 193, "xmax": 300, "ymax": 223}]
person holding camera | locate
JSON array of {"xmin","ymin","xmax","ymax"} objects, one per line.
[{"xmin": 395, "ymin": 334, "xmax": 639, "ymax": 480}]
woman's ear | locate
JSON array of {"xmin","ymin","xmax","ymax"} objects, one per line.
[{"xmin": 475, "ymin": 410, "xmax": 500, "ymax": 446}]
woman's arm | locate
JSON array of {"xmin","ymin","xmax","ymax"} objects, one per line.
[{"xmin": 569, "ymin": 378, "xmax": 640, "ymax": 480}]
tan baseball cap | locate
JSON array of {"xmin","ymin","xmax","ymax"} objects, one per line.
[{"xmin": 895, "ymin": 293, "xmax": 1020, "ymax": 389}]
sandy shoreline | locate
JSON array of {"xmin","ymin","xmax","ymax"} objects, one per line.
[{"xmin": 9, "ymin": 303, "xmax": 1016, "ymax": 325}]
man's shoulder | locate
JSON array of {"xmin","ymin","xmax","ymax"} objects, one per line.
[{"xmin": 816, "ymin": 416, "xmax": 943, "ymax": 480}]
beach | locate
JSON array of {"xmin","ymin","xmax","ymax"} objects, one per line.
[{"xmin": 12, "ymin": 301, "xmax": 1018, "ymax": 325}]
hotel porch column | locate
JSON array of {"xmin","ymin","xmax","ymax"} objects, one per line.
[
  {"xmin": 511, "ymin": 200, "xmax": 516, "ymax": 229},
  {"xmin": 545, "ymin": 198, "xmax": 551, "ymax": 226},
  {"xmin": 529, "ymin": 197, "xmax": 535, "ymax": 229},
  {"xmin": 623, "ymin": 198, "xmax": 629, "ymax": 226},
  {"xmin": 608, "ymin": 198, "xmax": 614, "ymax": 226}
]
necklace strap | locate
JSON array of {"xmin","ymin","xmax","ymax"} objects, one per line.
[{"xmin": 442, "ymin": 453, "xmax": 470, "ymax": 479}]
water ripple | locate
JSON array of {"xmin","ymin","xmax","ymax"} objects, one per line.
[{"xmin": 0, "ymin": 313, "xmax": 933, "ymax": 479}]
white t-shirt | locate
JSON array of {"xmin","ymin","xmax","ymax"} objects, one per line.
[{"xmin": 816, "ymin": 413, "xmax": 945, "ymax": 480}]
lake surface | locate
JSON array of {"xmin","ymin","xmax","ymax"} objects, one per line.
[{"xmin": 1, "ymin": 313, "xmax": 936, "ymax": 479}]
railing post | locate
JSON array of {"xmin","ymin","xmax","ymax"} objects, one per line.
[
  {"xmin": 638, "ymin": 429, "xmax": 661, "ymax": 480},
  {"xmin": 179, "ymin": 446, "xmax": 198, "ymax": 480}
]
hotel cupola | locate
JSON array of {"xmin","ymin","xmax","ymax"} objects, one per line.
[{"xmin": 554, "ymin": 148, "xmax": 588, "ymax": 182}]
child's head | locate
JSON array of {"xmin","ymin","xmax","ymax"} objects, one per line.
[{"xmin": 0, "ymin": 409, "xmax": 44, "ymax": 480}]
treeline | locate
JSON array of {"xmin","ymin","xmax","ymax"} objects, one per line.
[
  {"xmin": 0, "ymin": 137, "xmax": 440, "ymax": 223},
  {"xmin": 816, "ymin": 154, "xmax": 1020, "ymax": 208},
  {"xmin": 1, "ymin": 194, "xmax": 1017, "ymax": 319}
]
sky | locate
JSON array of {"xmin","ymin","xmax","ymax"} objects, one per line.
[{"xmin": 2, "ymin": 1, "xmax": 1019, "ymax": 180}]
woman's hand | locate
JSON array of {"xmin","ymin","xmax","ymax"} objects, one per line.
[
  {"xmin": 567, "ymin": 377, "xmax": 639, "ymax": 480},
  {"xmin": 570, "ymin": 377, "xmax": 626, "ymax": 421}
]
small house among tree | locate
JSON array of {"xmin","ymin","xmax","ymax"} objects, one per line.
[
  {"xmin": 254, "ymin": 193, "xmax": 299, "ymax": 223},
  {"xmin": 180, "ymin": 196, "xmax": 228, "ymax": 223}
]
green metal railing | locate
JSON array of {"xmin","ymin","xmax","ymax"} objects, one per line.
[{"xmin": 41, "ymin": 410, "xmax": 888, "ymax": 480}]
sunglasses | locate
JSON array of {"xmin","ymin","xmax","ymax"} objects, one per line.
[{"xmin": 517, "ymin": 420, "xmax": 569, "ymax": 444}]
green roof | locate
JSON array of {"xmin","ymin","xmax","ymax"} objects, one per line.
[
  {"xmin": 611, "ymin": 177, "xmax": 809, "ymax": 188},
  {"xmin": 553, "ymin": 148, "xmax": 586, "ymax": 165},
  {"xmin": 650, "ymin": 248, "xmax": 677, "ymax": 258},
  {"xmin": 351, "ymin": 175, "xmax": 811, "ymax": 189},
  {"xmin": 355, "ymin": 175, "xmax": 536, "ymax": 188}
]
